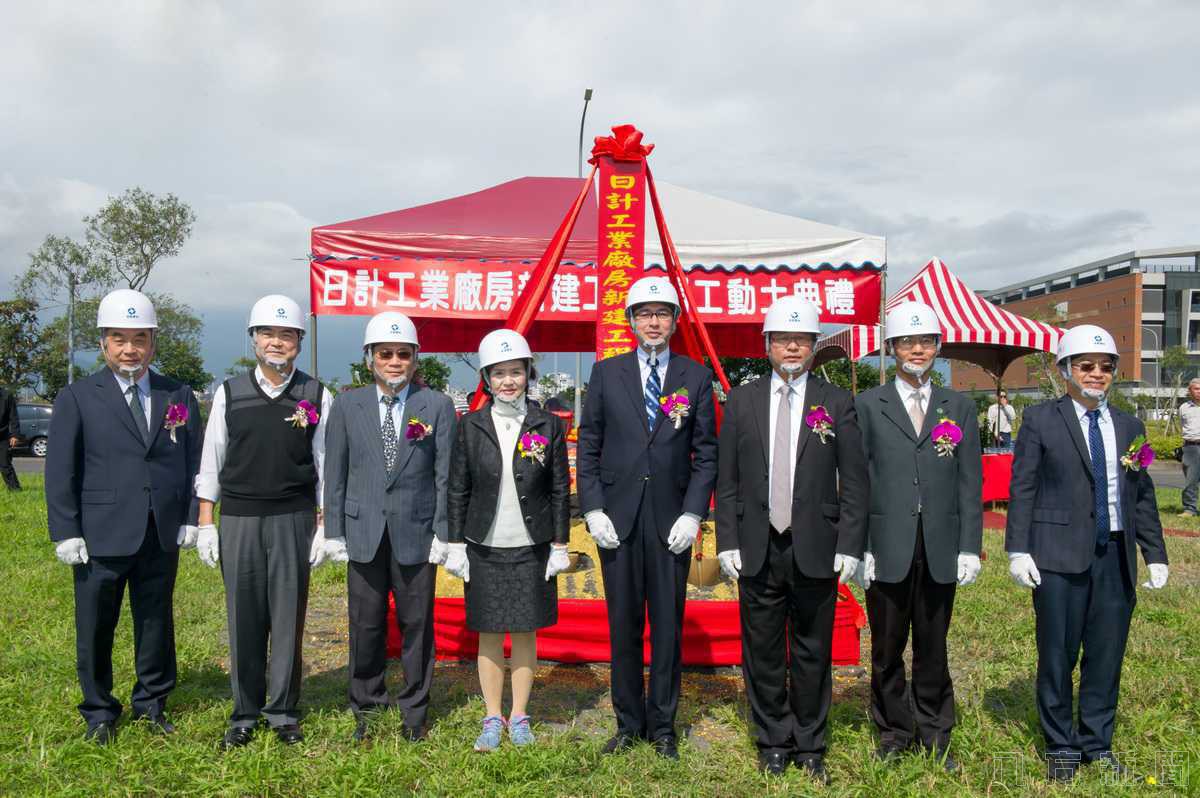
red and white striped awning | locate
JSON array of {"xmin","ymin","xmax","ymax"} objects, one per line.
[{"xmin": 814, "ymin": 258, "xmax": 1063, "ymax": 377}]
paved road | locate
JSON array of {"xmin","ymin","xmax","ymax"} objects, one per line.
[{"xmin": 12, "ymin": 457, "xmax": 44, "ymax": 475}]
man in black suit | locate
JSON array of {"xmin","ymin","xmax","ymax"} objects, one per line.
[
  {"xmin": 45, "ymin": 289, "xmax": 203, "ymax": 744},
  {"xmin": 576, "ymin": 276, "xmax": 718, "ymax": 760},
  {"xmin": 854, "ymin": 302, "xmax": 982, "ymax": 771},
  {"xmin": 0, "ymin": 383, "xmax": 20, "ymax": 490},
  {"xmin": 714, "ymin": 296, "xmax": 867, "ymax": 783},
  {"xmin": 1006, "ymin": 324, "xmax": 1168, "ymax": 782}
]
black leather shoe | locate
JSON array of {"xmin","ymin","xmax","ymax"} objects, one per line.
[
  {"xmin": 793, "ymin": 755, "xmax": 830, "ymax": 785},
  {"xmin": 921, "ymin": 744, "xmax": 958, "ymax": 772},
  {"xmin": 1046, "ymin": 753, "xmax": 1080, "ymax": 782},
  {"xmin": 85, "ymin": 721, "xmax": 117, "ymax": 745},
  {"xmin": 352, "ymin": 718, "xmax": 370, "ymax": 743},
  {"xmin": 274, "ymin": 724, "xmax": 304, "ymax": 745},
  {"xmin": 401, "ymin": 724, "xmax": 427, "ymax": 742},
  {"xmin": 1086, "ymin": 751, "xmax": 1132, "ymax": 778},
  {"xmin": 221, "ymin": 726, "xmax": 254, "ymax": 750},
  {"xmin": 602, "ymin": 733, "xmax": 638, "ymax": 754},
  {"xmin": 134, "ymin": 712, "xmax": 175, "ymax": 735},
  {"xmin": 758, "ymin": 751, "xmax": 790, "ymax": 775},
  {"xmin": 651, "ymin": 735, "xmax": 679, "ymax": 760},
  {"xmin": 875, "ymin": 742, "xmax": 908, "ymax": 763}
]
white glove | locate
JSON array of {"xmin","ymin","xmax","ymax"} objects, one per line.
[
  {"xmin": 957, "ymin": 553, "xmax": 982, "ymax": 586},
  {"xmin": 717, "ymin": 549, "xmax": 742, "ymax": 580},
  {"xmin": 584, "ymin": 510, "xmax": 620, "ymax": 550},
  {"xmin": 545, "ymin": 544, "xmax": 570, "ymax": 580},
  {"xmin": 309, "ymin": 525, "xmax": 330, "ymax": 568},
  {"xmin": 1008, "ymin": 552, "xmax": 1041, "ymax": 588},
  {"xmin": 444, "ymin": 543, "xmax": 470, "ymax": 582},
  {"xmin": 197, "ymin": 524, "xmax": 220, "ymax": 568},
  {"xmin": 857, "ymin": 551, "xmax": 876, "ymax": 591},
  {"xmin": 177, "ymin": 525, "xmax": 199, "ymax": 549},
  {"xmin": 1142, "ymin": 562, "xmax": 1169, "ymax": 590},
  {"xmin": 54, "ymin": 537, "xmax": 89, "ymax": 566},
  {"xmin": 325, "ymin": 536, "xmax": 349, "ymax": 563},
  {"xmin": 666, "ymin": 514, "xmax": 701, "ymax": 554},
  {"xmin": 428, "ymin": 536, "xmax": 449, "ymax": 566},
  {"xmin": 833, "ymin": 554, "xmax": 860, "ymax": 585}
]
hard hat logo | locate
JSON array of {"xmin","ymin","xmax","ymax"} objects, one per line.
[
  {"xmin": 127, "ymin": 307, "xmax": 137, "ymax": 317},
  {"xmin": 391, "ymin": 324, "xmax": 399, "ymax": 332},
  {"xmin": 276, "ymin": 307, "xmax": 286, "ymax": 317},
  {"xmin": 910, "ymin": 315, "xmax": 920, "ymax": 325},
  {"xmin": 649, "ymin": 285, "xmax": 659, "ymax": 293},
  {"xmin": 789, "ymin": 312, "xmax": 800, "ymax": 321},
  {"xmin": 1093, "ymin": 334, "xmax": 1103, "ymax": 344},
  {"xmin": 500, "ymin": 342, "xmax": 512, "ymax": 352}
]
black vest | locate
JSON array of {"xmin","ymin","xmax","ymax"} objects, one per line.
[{"xmin": 217, "ymin": 369, "xmax": 322, "ymax": 516}]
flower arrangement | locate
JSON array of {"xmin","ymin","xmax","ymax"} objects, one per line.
[
  {"xmin": 806, "ymin": 405, "xmax": 835, "ymax": 443},
  {"xmin": 163, "ymin": 403, "xmax": 188, "ymax": 443},
  {"xmin": 406, "ymin": 416, "xmax": 433, "ymax": 441},
  {"xmin": 518, "ymin": 431, "xmax": 549, "ymax": 465},
  {"xmin": 1119, "ymin": 435, "xmax": 1155, "ymax": 472},
  {"xmin": 659, "ymin": 388, "xmax": 691, "ymax": 429},
  {"xmin": 286, "ymin": 400, "xmax": 320, "ymax": 429},
  {"xmin": 930, "ymin": 411, "xmax": 963, "ymax": 457}
]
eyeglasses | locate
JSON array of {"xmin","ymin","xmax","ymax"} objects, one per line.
[
  {"xmin": 1072, "ymin": 360, "xmax": 1115, "ymax": 374},
  {"xmin": 374, "ymin": 350, "xmax": 413, "ymax": 361},
  {"xmin": 893, "ymin": 335, "xmax": 938, "ymax": 349},
  {"xmin": 632, "ymin": 309, "xmax": 675, "ymax": 322},
  {"xmin": 769, "ymin": 334, "xmax": 815, "ymax": 348}
]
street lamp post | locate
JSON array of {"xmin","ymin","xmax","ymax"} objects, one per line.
[
  {"xmin": 574, "ymin": 88, "xmax": 593, "ymax": 424},
  {"xmin": 1142, "ymin": 325, "xmax": 1161, "ymax": 420}
]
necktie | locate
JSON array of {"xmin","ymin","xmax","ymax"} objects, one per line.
[
  {"xmin": 127, "ymin": 385, "xmax": 149, "ymax": 444},
  {"xmin": 382, "ymin": 395, "xmax": 398, "ymax": 471},
  {"xmin": 644, "ymin": 355, "xmax": 661, "ymax": 432},
  {"xmin": 770, "ymin": 384, "xmax": 793, "ymax": 533},
  {"xmin": 1087, "ymin": 409, "xmax": 1110, "ymax": 547},
  {"xmin": 908, "ymin": 391, "xmax": 925, "ymax": 436}
]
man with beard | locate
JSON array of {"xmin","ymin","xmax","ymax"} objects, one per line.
[{"xmin": 195, "ymin": 294, "xmax": 335, "ymax": 748}]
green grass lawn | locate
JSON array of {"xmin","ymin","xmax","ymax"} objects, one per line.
[{"xmin": 1, "ymin": 475, "xmax": 1198, "ymax": 796}]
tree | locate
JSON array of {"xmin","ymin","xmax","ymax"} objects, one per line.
[
  {"xmin": 819, "ymin": 358, "xmax": 881, "ymax": 394},
  {"xmin": 1160, "ymin": 345, "xmax": 1190, "ymax": 434},
  {"xmin": 85, "ymin": 188, "xmax": 196, "ymax": 291},
  {"xmin": 147, "ymin": 294, "xmax": 212, "ymax": 392},
  {"xmin": 0, "ymin": 299, "xmax": 45, "ymax": 391},
  {"xmin": 417, "ymin": 356, "xmax": 451, "ymax": 392},
  {"xmin": 716, "ymin": 356, "xmax": 771, "ymax": 387},
  {"xmin": 350, "ymin": 361, "xmax": 372, "ymax": 388},
  {"xmin": 16, "ymin": 234, "xmax": 111, "ymax": 384},
  {"xmin": 28, "ymin": 298, "xmax": 101, "ymax": 401},
  {"xmin": 224, "ymin": 356, "xmax": 258, "ymax": 377}
]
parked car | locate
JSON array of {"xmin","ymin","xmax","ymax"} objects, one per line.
[{"xmin": 12, "ymin": 403, "xmax": 52, "ymax": 457}]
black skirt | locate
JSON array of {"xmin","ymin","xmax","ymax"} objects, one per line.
[{"xmin": 465, "ymin": 542, "xmax": 558, "ymax": 633}]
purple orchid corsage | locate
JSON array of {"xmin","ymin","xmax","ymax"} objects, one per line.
[
  {"xmin": 406, "ymin": 416, "xmax": 432, "ymax": 441},
  {"xmin": 659, "ymin": 388, "xmax": 691, "ymax": 429},
  {"xmin": 806, "ymin": 405, "xmax": 835, "ymax": 444},
  {"xmin": 163, "ymin": 403, "xmax": 188, "ymax": 443},
  {"xmin": 286, "ymin": 399, "xmax": 320, "ymax": 429},
  {"xmin": 518, "ymin": 431, "xmax": 549, "ymax": 465},
  {"xmin": 1119, "ymin": 435, "xmax": 1155, "ymax": 472},
  {"xmin": 930, "ymin": 411, "xmax": 963, "ymax": 457}
]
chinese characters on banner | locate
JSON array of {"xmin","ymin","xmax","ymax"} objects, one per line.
[
  {"xmin": 310, "ymin": 259, "xmax": 881, "ymax": 324},
  {"xmin": 593, "ymin": 157, "xmax": 648, "ymax": 360}
]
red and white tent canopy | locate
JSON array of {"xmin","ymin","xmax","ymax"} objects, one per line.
[{"xmin": 814, "ymin": 257, "xmax": 1064, "ymax": 377}]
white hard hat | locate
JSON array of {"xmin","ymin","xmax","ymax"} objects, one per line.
[
  {"xmin": 363, "ymin": 311, "xmax": 420, "ymax": 350},
  {"xmin": 625, "ymin": 276, "xmax": 680, "ymax": 314},
  {"xmin": 478, "ymin": 328, "xmax": 533, "ymax": 371},
  {"xmin": 97, "ymin": 288, "xmax": 157, "ymax": 329},
  {"xmin": 1056, "ymin": 324, "xmax": 1119, "ymax": 365},
  {"xmin": 247, "ymin": 295, "xmax": 305, "ymax": 334},
  {"xmin": 885, "ymin": 301, "xmax": 941, "ymax": 340},
  {"xmin": 762, "ymin": 295, "xmax": 821, "ymax": 336}
]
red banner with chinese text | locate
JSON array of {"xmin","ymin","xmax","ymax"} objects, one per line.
[{"xmin": 593, "ymin": 157, "xmax": 647, "ymax": 360}]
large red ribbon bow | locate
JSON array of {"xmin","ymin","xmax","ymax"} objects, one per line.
[{"xmin": 589, "ymin": 124, "xmax": 654, "ymax": 164}]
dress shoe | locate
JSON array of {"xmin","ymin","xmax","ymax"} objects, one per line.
[
  {"xmin": 602, "ymin": 733, "xmax": 638, "ymax": 754},
  {"xmin": 274, "ymin": 724, "xmax": 304, "ymax": 745},
  {"xmin": 1086, "ymin": 751, "xmax": 1132, "ymax": 778},
  {"xmin": 352, "ymin": 718, "xmax": 370, "ymax": 743},
  {"xmin": 921, "ymin": 744, "xmax": 958, "ymax": 772},
  {"xmin": 221, "ymin": 726, "xmax": 254, "ymax": 750},
  {"xmin": 401, "ymin": 724, "xmax": 427, "ymax": 742},
  {"xmin": 793, "ymin": 755, "xmax": 830, "ymax": 785},
  {"xmin": 758, "ymin": 751, "xmax": 790, "ymax": 775},
  {"xmin": 651, "ymin": 735, "xmax": 679, "ymax": 760},
  {"xmin": 1045, "ymin": 752, "xmax": 1080, "ymax": 782},
  {"xmin": 133, "ymin": 712, "xmax": 175, "ymax": 735},
  {"xmin": 875, "ymin": 742, "xmax": 908, "ymax": 763},
  {"xmin": 85, "ymin": 721, "xmax": 117, "ymax": 746}
]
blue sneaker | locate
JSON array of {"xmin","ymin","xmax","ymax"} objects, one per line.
[
  {"xmin": 474, "ymin": 715, "xmax": 505, "ymax": 752},
  {"xmin": 508, "ymin": 714, "xmax": 535, "ymax": 746}
]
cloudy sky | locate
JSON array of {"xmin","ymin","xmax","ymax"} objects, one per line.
[{"xmin": 3, "ymin": 1, "xmax": 1197, "ymax": 387}]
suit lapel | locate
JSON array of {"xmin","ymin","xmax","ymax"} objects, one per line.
[
  {"xmin": 647, "ymin": 353, "xmax": 683, "ymax": 443},
  {"xmin": 618, "ymin": 351, "xmax": 651, "ymax": 437},
  {"xmin": 794, "ymin": 376, "xmax": 824, "ymax": 462},
  {"xmin": 146, "ymin": 373, "xmax": 168, "ymax": 449},
  {"xmin": 391, "ymin": 385, "xmax": 427, "ymax": 481},
  {"xmin": 879, "ymin": 381, "xmax": 917, "ymax": 443},
  {"xmin": 1056, "ymin": 397, "xmax": 1094, "ymax": 482},
  {"xmin": 1111, "ymin": 408, "xmax": 1136, "ymax": 506},
  {"xmin": 470, "ymin": 404, "xmax": 501, "ymax": 452},
  {"xmin": 95, "ymin": 369, "xmax": 145, "ymax": 445},
  {"xmin": 354, "ymin": 387, "xmax": 387, "ymax": 470},
  {"xmin": 751, "ymin": 376, "xmax": 771, "ymax": 471}
]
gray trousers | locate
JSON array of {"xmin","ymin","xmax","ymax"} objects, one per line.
[
  {"xmin": 219, "ymin": 510, "xmax": 314, "ymax": 729},
  {"xmin": 1183, "ymin": 444, "xmax": 1200, "ymax": 513}
]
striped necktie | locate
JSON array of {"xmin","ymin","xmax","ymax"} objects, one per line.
[
  {"xmin": 644, "ymin": 355, "xmax": 662, "ymax": 432},
  {"xmin": 1087, "ymin": 409, "xmax": 1110, "ymax": 547}
]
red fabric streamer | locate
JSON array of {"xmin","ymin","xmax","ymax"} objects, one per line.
[{"xmin": 589, "ymin": 124, "xmax": 655, "ymax": 164}]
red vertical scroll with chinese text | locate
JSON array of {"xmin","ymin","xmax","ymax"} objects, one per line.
[{"xmin": 594, "ymin": 157, "xmax": 647, "ymax": 361}]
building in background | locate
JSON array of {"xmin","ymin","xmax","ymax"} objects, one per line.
[{"xmin": 952, "ymin": 246, "xmax": 1200, "ymax": 396}]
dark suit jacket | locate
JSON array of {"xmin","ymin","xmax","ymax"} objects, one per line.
[
  {"xmin": 447, "ymin": 403, "xmax": 570, "ymax": 546},
  {"xmin": 576, "ymin": 350, "xmax": 718, "ymax": 541},
  {"xmin": 323, "ymin": 382, "xmax": 456, "ymax": 565},
  {"xmin": 715, "ymin": 374, "xmax": 869, "ymax": 579},
  {"xmin": 0, "ymin": 387, "xmax": 16, "ymax": 439},
  {"xmin": 854, "ymin": 383, "xmax": 983, "ymax": 584},
  {"xmin": 46, "ymin": 368, "xmax": 203, "ymax": 556},
  {"xmin": 1005, "ymin": 396, "xmax": 1167, "ymax": 576}
]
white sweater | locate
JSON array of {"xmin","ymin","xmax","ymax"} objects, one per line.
[{"xmin": 482, "ymin": 397, "xmax": 535, "ymax": 548}]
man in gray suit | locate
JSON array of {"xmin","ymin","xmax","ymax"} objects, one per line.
[
  {"xmin": 323, "ymin": 311, "xmax": 455, "ymax": 743},
  {"xmin": 854, "ymin": 301, "xmax": 982, "ymax": 771}
]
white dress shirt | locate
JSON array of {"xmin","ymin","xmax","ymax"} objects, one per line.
[
  {"xmin": 987, "ymin": 402, "xmax": 1017, "ymax": 434},
  {"xmin": 893, "ymin": 375, "xmax": 932, "ymax": 431},
  {"xmin": 376, "ymin": 383, "xmax": 410, "ymax": 429},
  {"xmin": 636, "ymin": 345, "xmax": 670, "ymax": 389},
  {"xmin": 112, "ymin": 370, "xmax": 153, "ymax": 431},
  {"xmin": 767, "ymin": 370, "xmax": 808, "ymax": 518},
  {"xmin": 195, "ymin": 366, "xmax": 333, "ymax": 508},
  {"xmin": 1072, "ymin": 398, "xmax": 1122, "ymax": 531},
  {"xmin": 1180, "ymin": 400, "xmax": 1200, "ymax": 441}
]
